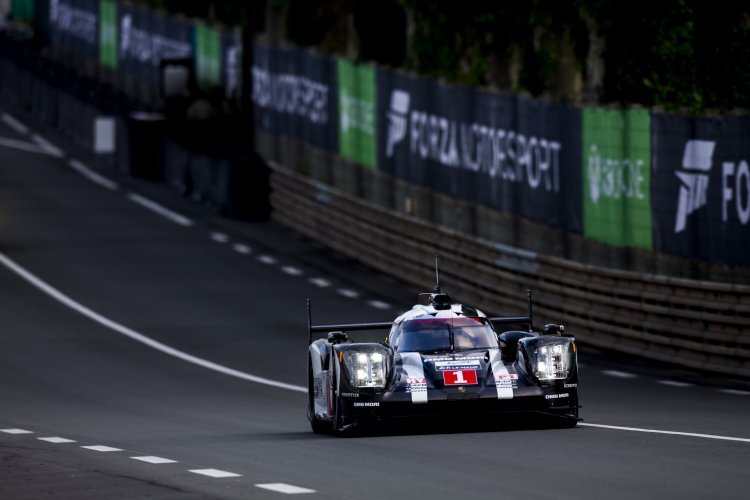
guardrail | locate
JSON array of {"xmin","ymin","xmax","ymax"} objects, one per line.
[{"xmin": 268, "ymin": 161, "xmax": 750, "ymax": 379}]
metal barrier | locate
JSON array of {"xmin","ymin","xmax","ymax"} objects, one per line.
[{"xmin": 269, "ymin": 161, "xmax": 750, "ymax": 379}]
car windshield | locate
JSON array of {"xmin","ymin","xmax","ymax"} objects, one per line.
[{"xmin": 396, "ymin": 317, "xmax": 497, "ymax": 353}]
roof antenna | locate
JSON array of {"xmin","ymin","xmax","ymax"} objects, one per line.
[{"xmin": 434, "ymin": 254, "xmax": 442, "ymax": 294}]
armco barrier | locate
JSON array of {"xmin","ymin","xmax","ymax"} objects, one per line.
[{"xmin": 269, "ymin": 161, "xmax": 750, "ymax": 379}]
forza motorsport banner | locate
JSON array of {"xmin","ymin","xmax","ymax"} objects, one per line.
[
  {"xmin": 48, "ymin": 0, "xmax": 99, "ymax": 61},
  {"xmin": 98, "ymin": 0, "xmax": 116, "ymax": 69},
  {"xmin": 117, "ymin": 4, "xmax": 193, "ymax": 84},
  {"xmin": 337, "ymin": 58, "xmax": 377, "ymax": 170},
  {"xmin": 194, "ymin": 22, "xmax": 221, "ymax": 90},
  {"xmin": 251, "ymin": 41, "xmax": 338, "ymax": 151},
  {"xmin": 651, "ymin": 114, "xmax": 750, "ymax": 266},
  {"xmin": 376, "ymin": 68, "xmax": 582, "ymax": 232},
  {"xmin": 582, "ymin": 108, "xmax": 652, "ymax": 249}
]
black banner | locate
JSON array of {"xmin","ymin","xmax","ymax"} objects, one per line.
[
  {"xmin": 117, "ymin": 3, "xmax": 193, "ymax": 84},
  {"xmin": 652, "ymin": 114, "xmax": 750, "ymax": 266},
  {"xmin": 376, "ymin": 68, "xmax": 582, "ymax": 232},
  {"xmin": 251, "ymin": 41, "xmax": 338, "ymax": 152},
  {"xmin": 48, "ymin": 0, "xmax": 99, "ymax": 61}
]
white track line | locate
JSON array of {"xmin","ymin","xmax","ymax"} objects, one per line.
[
  {"xmin": 0, "ymin": 251, "xmax": 305, "ymax": 393},
  {"xmin": 602, "ymin": 370, "xmax": 637, "ymax": 379},
  {"xmin": 1, "ymin": 113, "xmax": 29, "ymax": 134},
  {"xmin": 232, "ymin": 243, "xmax": 252, "ymax": 254},
  {"xmin": 579, "ymin": 423, "xmax": 750, "ymax": 443},
  {"xmin": 337, "ymin": 289, "xmax": 360, "ymax": 299},
  {"xmin": 81, "ymin": 445, "xmax": 122, "ymax": 452},
  {"xmin": 281, "ymin": 266, "xmax": 303, "ymax": 276},
  {"xmin": 719, "ymin": 389, "xmax": 750, "ymax": 396},
  {"xmin": 210, "ymin": 232, "xmax": 230, "ymax": 243},
  {"xmin": 257, "ymin": 255, "xmax": 277, "ymax": 265},
  {"xmin": 131, "ymin": 456, "xmax": 178, "ymax": 464},
  {"xmin": 127, "ymin": 193, "xmax": 193, "ymax": 227},
  {"xmin": 0, "ymin": 428, "xmax": 33, "ymax": 434},
  {"xmin": 255, "ymin": 483, "xmax": 316, "ymax": 494},
  {"xmin": 658, "ymin": 380, "xmax": 693, "ymax": 388},
  {"xmin": 31, "ymin": 134, "xmax": 64, "ymax": 157},
  {"xmin": 68, "ymin": 159, "xmax": 118, "ymax": 191},
  {"xmin": 0, "ymin": 136, "xmax": 51, "ymax": 155},
  {"xmin": 309, "ymin": 277, "xmax": 331, "ymax": 288},
  {"xmin": 189, "ymin": 469, "xmax": 241, "ymax": 478},
  {"xmin": 38, "ymin": 437, "xmax": 76, "ymax": 443},
  {"xmin": 367, "ymin": 300, "xmax": 390, "ymax": 310}
]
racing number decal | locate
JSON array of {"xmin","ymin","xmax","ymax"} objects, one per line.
[{"xmin": 443, "ymin": 370, "xmax": 478, "ymax": 386}]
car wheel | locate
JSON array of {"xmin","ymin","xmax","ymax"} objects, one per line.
[{"xmin": 308, "ymin": 357, "xmax": 327, "ymax": 434}]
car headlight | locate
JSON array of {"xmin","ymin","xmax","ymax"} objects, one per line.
[
  {"xmin": 533, "ymin": 343, "xmax": 569, "ymax": 380},
  {"xmin": 344, "ymin": 351, "xmax": 387, "ymax": 388}
]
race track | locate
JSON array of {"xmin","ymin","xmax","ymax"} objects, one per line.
[{"xmin": 1, "ymin": 112, "xmax": 748, "ymax": 499}]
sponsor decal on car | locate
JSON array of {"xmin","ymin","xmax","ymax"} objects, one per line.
[
  {"xmin": 341, "ymin": 392, "xmax": 360, "ymax": 398},
  {"xmin": 435, "ymin": 360, "xmax": 481, "ymax": 371},
  {"xmin": 563, "ymin": 383, "xmax": 578, "ymax": 389},
  {"xmin": 443, "ymin": 370, "xmax": 478, "ymax": 386},
  {"xmin": 545, "ymin": 393, "xmax": 570, "ymax": 400},
  {"xmin": 353, "ymin": 402, "xmax": 380, "ymax": 407},
  {"xmin": 494, "ymin": 373, "xmax": 519, "ymax": 390}
]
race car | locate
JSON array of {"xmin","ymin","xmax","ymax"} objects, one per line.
[{"xmin": 306, "ymin": 285, "xmax": 580, "ymax": 434}]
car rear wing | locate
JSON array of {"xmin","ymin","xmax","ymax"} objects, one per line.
[{"xmin": 307, "ymin": 299, "xmax": 392, "ymax": 345}]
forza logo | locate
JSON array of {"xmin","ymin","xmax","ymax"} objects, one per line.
[{"xmin": 674, "ymin": 140, "xmax": 715, "ymax": 233}]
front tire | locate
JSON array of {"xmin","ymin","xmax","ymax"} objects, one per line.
[{"xmin": 308, "ymin": 357, "xmax": 327, "ymax": 434}]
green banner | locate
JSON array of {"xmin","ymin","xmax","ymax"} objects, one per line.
[
  {"xmin": 99, "ymin": 0, "xmax": 117, "ymax": 69},
  {"xmin": 583, "ymin": 108, "xmax": 652, "ymax": 248},
  {"xmin": 10, "ymin": 0, "xmax": 35, "ymax": 22},
  {"xmin": 337, "ymin": 59, "xmax": 377, "ymax": 170},
  {"xmin": 195, "ymin": 23, "xmax": 221, "ymax": 89}
]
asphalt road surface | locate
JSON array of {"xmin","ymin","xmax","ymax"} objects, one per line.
[{"xmin": 1, "ymin": 111, "xmax": 749, "ymax": 499}]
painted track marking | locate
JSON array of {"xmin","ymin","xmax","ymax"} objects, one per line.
[
  {"xmin": 282, "ymin": 266, "xmax": 303, "ymax": 276},
  {"xmin": 68, "ymin": 159, "xmax": 118, "ymax": 191},
  {"xmin": 255, "ymin": 483, "xmax": 316, "ymax": 494},
  {"xmin": 0, "ymin": 136, "xmax": 52, "ymax": 155},
  {"xmin": 1, "ymin": 113, "xmax": 29, "ymax": 134},
  {"xmin": 338, "ymin": 289, "xmax": 360, "ymax": 299},
  {"xmin": 81, "ymin": 445, "xmax": 122, "ymax": 452},
  {"xmin": 131, "ymin": 456, "xmax": 178, "ymax": 464},
  {"xmin": 211, "ymin": 232, "xmax": 230, "ymax": 243},
  {"xmin": 367, "ymin": 300, "xmax": 390, "ymax": 310},
  {"xmin": 309, "ymin": 277, "xmax": 330, "ymax": 288},
  {"xmin": 189, "ymin": 469, "xmax": 241, "ymax": 478},
  {"xmin": 579, "ymin": 423, "xmax": 750, "ymax": 443},
  {"xmin": 0, "ymin": 251, "xmax": 306, "ymax": 393},
  {"xmin": 257, "ymin": 255, "xmax": 277, "ymax": 265},
  {"xmin": 31, "ymin": 134, "xmax": 64, "ymax": 157},
  {"xmin": 38, "ymin": 437, "xmax": 76, "ymax": 443},
  {"xmin": 0, "ymin": 428, "xmax": 33, "ymax": 434},
  {"xmin": 602, "ymin": 370, "xmax": 637, "ymax": 379},
  {"xmin": 233, "ymin": 243, "xmax": 252, "ymax": 254},
  {"xmin": 658, "ymin": 380, "xmax": 693, "ymax": 388},
  {"xmin": 127, "ymin": 193, "xmax": 194, "ymax": 227},
  {"xmin": 719, "ymin": 389, "xmax": 750, "ymax": 396}
]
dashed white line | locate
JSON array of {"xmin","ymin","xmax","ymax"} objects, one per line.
[
  {"xmin": 0, "ymin": 428, "xmax": 33, "ymax": 434},
  {"xmin": 131, "ymin": 456, "xmax": 178, "ymax": 464},
  {"xmin": 338, "ymin": 289, "xmax": 360, "ymax": 299},
  {"xmin": 233, "ymin": 243, "xmax": 252, "ymax": 254},
  {"xmin": 189, "ymin": 469, "xmax": 241, "ymax": 478},
  {"xmin": 601, "ymin": 370, "xmax": 637, "ymax": 379},
  {"xmin": 579, "ymin": 423, "xmax": 750, "ymax": 443},
  {"xmin": 127, "ymin": 193, "xmax": 194, "ymax": 227},
  {"xmin": 257, "ymin": 255, "xmax": 277, "ymax": 265},
  {"xmin": 31, "ymin": 133, "xmax": 64, "ymax": 157},
  {"xmin": 719, "ymin": 389, "xmax": 750, "ymax": 396},
  {"xmin": 81, "ymin": 445, "xmax": 122, "ymax": 452},
  {"xmin": 367, "ymin": 300, "xmax": 390, "ymax": 310},
  {"xmin": 68, "ymin": 159, "xmax": 119, "ymax": 191},
  {"xmin": 0, "ymin": 136, "xmax": 51, "ymax": 155},
  {"xmin": 38, "ymin": 437, "xmax": 76, "ymax": 443},
  {"xmin": 658, "ymin": 380, "xmax": 693, "ymax": 388},
  {"xmin": 282, "ymin": 266, "xmax": 303, "ymax": 276},
  {"xmin": 309, "ymin": 277, "xmax": 331, "ymax": 288},
  {"xmin": 0, "ymin": 251, "xmax": 306, "ymax": 393},
  {"xmin": 1, "ymin": 112, "xmax": 29, "ymax": 134},
  {"xmin": 255, "ymin": 483, "xmax": 316, "ymax": 495},
  {"xmin": 210, "ymin": 232, "xmax": 230, "ymax": 243}
]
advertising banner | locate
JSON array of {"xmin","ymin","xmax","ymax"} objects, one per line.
[
  {"xmin": 11, "ymin": 0, "xmax": 36, "ymax": 22},
  {"xmin": 194, "ymin": 22, "xmax": 221, "ymax": 90},
  {"xmin": 652, "ymin": 114, "xmax": 750, "ymax": 266},
  {"xmin": 251, "ymin": 41, "xmax": 337, "ymax": 151},
  {"xmin": 582, "ymin": 108, "xmax": 652, "ymax": 249},
  {"xmin": 117, "ymin": 4, "xmax": 192, "ymax": 84},
  {"xmin": 49, "ymin": 0, "xmax": 99, "ymax": 61},
  {"xmin": 221, "ymin": 29, "xmax": 240, "ymax": 101},
  {"xmin": 337, "ymin": 59, "xmax": 376, "ymax": 169},
  {"xmin": 98, "ymin": 0, "xmax": 116, "ymax": 69},
  {"xmin": 376, "ymin": 67, "xmax": 582, "ymax": 232}
]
